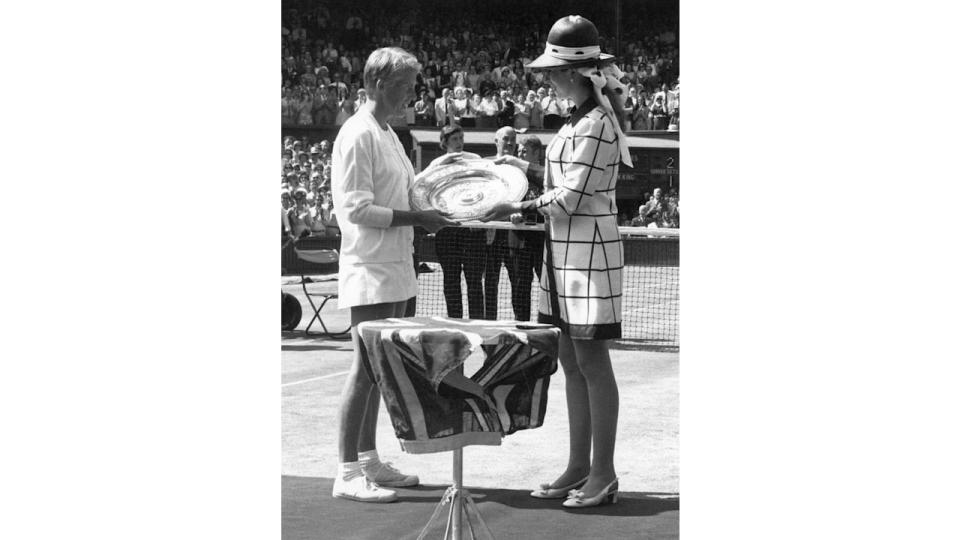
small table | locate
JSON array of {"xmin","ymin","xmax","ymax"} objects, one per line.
[{"xmin": 358, "ymin": 317, "xmax": 560, "ymax": 540}]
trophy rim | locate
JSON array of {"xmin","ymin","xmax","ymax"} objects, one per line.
[{"xmin": 410, "ymin": 159, "xmax": 528, "ymax": 220}]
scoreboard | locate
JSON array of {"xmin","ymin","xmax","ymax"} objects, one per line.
[{"xmin": 617, "ymin": 147, "xmax": 680, "ymax": 199}]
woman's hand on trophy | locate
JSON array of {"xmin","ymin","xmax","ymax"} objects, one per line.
[
  {"xmin": 479, "ymin": 201, "xmax": 522, "ymax": 222},
  {"xmin": 492, "ymin": 155, "xmax": 530, "ymax": 173}
]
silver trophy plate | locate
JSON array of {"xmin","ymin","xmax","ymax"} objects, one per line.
[{"xmin": 410, "ymin": 159, "xmax": 528, "ymax": 221}]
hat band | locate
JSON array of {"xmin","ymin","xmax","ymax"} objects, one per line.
[{"xmin": 543, "ymin": 42, "xmax": 601, "ymax": 61}]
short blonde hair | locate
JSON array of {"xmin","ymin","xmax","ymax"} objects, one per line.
[{"xmin": 363, "ymin": 47, "xmax": 421, "ymax": 94}]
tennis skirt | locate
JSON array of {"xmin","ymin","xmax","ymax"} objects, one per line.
[{"xmin": 338, "ymin": 258, "xmax": 418, "ymax": 309}]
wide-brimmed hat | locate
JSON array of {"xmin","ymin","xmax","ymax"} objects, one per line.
[{"xmin": 525, "ymin": 15, "xmax": 614, "ymax": 71}]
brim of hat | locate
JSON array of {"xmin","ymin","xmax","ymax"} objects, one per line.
[{"xmin": 524, "ymin": 52, "xmax": 615, "ymax": 71}]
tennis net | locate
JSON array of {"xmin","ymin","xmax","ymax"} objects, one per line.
[{"xmin": 414, "ymin": 222, "xmax": 679, "ymax": 347}]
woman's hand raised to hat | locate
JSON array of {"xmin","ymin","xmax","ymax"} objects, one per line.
[{"xmin": 480, "ymin": 201, "xmax": 523, "ymax": 222}]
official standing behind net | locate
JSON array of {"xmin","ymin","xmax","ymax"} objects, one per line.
[
  {"xmin": 481, "ymin": 15, "xmax": 635, "ymax": 509},
  {"xmin": 330, "ymin": 46, "xmax": 459, "ymax": 503},
  {"xmin": 428, "ymin": 123, "xmax": 486, "ymax": 320}
]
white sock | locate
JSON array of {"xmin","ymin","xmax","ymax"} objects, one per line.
[
  {"xmin": 338, "ymin": 461, "xmax": 363, "ymax": 480},
  {"xmin": 358, "ymin": 450, "xmax": 380, "ymax": 469}
]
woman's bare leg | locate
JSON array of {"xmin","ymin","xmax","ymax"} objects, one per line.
[
  {"xmin": 572, "ymin": 338, "xmax": 619, "ymax": 495},
  {"xmin": 338, "ymin": 300, "xmax": 407, "ymax": 461},
  {"xmin": 547, "ymin": 334, "xmax": 592, "ymax": 488}
]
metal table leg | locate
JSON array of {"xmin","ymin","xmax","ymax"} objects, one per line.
[{"xmin": 416, "ymin": 448, "xmax": 495, "ymax": 540}]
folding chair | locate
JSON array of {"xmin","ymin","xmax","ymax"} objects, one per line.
[{"xmin": 294, "ymin": 248, "xmax": 351, "ymax": 338}]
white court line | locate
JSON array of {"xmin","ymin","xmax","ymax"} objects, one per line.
[{"xmin": 281, "ymin": 370, "xmax": 350, "ymax": 388}]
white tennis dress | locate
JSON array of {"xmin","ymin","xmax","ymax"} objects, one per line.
[
  {"xmin": 534, "ymin": 99, "xmax": 624, "ymax": 340},
  {"xmin": 331, "ymin": 108, "xmax": 418, "ymax": 308}
]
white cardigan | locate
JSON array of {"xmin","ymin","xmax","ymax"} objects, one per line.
[{"xmin": 331, "ymin": 108, "xmax": 416, "ymax": 265}]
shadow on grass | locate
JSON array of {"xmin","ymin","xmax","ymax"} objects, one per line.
[
  {"xmin": 402, "ymin": 484, "xmax": 680, "ymax": 517},
  {"xmin": 283, "ymin": 476, "xmax": 678, "ymax": 540},
  {"xmin": 286, "ymin": 477, "xmax": 678, "ymax": 517}
]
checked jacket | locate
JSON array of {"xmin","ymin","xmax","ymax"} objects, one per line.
[{"xmin": 533, "ymin": 97, "xmax": 624, "ymax": 340}]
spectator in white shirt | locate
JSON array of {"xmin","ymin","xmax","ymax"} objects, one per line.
[
  {"xmin": 541, "ymin": 86, "xmax": 563, "ymax": 129},
  {"xmin": 513, "ymin": 89, "xmax": 531, "ymax": 129},
  {"xmin": 525, "ymin": 90, "xmax": 543, "ymax": 129},
  {"xmin": 434, "ymin": 87, "xmax": 453, "ymax": 127},
  {"xmin": 452, "ymin": 64, "xmax": 467, "ymax": 88},
  {"xmin": 329, "ymin": 72, "xmax": 348, "ymax": 100},
  {"xmin": 451, "ymin": 87, "xmax": 470, "ymax": 123},
  {"xmin": 413, "ymin": 90, "xmax": 433, "ymax": 126},
  {"xmin": 477, "ymin": 90, "xmax": 500, "ymax": 128},
  {"xmin": 461, "ymin": 88, "xmax": 479, "ymax": 127}
]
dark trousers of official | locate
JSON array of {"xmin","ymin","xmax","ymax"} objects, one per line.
[
  {"xmin": 483, "ymin": 230, "xmax": 540, "ymax": 321},
  {"xmin": 527, "ymin": 231, "xmax": 545, "ymax": 284},
  {"xmin": 483, "ymin": 231, "xmax": 508, "ymax": 320},
  {"xmin": 506, "ymin": 247, "xmax": 535, "ymax": 321},
  {"xmin": 509, "ymin": 231, "xmax": 545, "ymax": 321},
  {"xmin": 436, "ymin": 228, "xmax": 485, "ymax": 319}
]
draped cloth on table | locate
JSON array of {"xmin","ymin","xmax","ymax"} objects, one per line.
[{"xmin": 358, "ymin": 317, "xmax": 560, "ymax": 454}]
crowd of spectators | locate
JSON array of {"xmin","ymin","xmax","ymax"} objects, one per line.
[
  {"xmin": 281, "ymin": 0, "xmax": 679, "ymax": 131},
  {"xmin": 280, "ymin": 1, "xmax": 679, "ymax": 239},
  {"xmin": 281, "ymin": 135, "xmax": 340, "ymax": 243},
  {"xmin": 624, "ymin": 187, "xmax": 680, "ymax": 228}
]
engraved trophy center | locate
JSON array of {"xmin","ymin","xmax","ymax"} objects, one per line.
[{"xmin": 458, "ymin": 189, "xmax": 484, "ymax": 205}]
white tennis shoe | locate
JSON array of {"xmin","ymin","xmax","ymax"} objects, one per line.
[
  {"xmin": 362, "ymin": 461, "xmax": 420, "ymax": 488},
  {"xmin": 331, "ymin": 473, "xmax": 398, "ymax": 503}
]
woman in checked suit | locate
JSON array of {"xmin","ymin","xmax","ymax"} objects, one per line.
[{"xmin": 481, "ymin": 15, "xmax": 634, "ymax": 509}]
